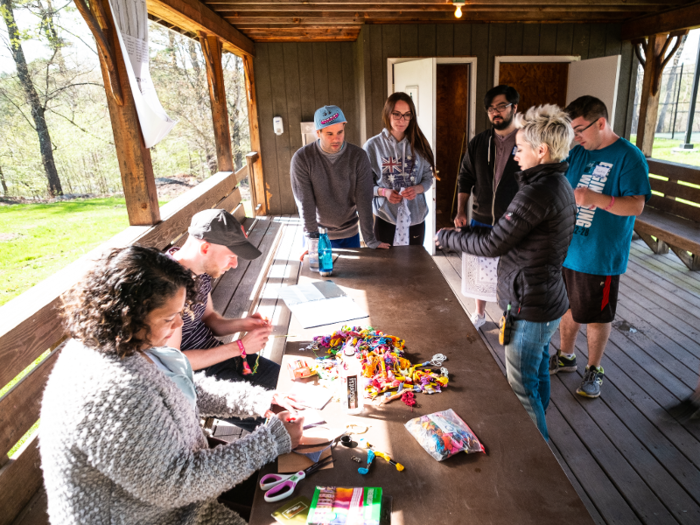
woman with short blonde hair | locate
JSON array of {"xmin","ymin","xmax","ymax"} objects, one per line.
[{"xmin": 437, "ymin": 104, "xmax": 576, "ymax": 441}]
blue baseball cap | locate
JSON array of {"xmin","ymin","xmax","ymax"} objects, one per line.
[{"xmin": 314, "ymin": 105, "xmax": 347, "ymax": 130}]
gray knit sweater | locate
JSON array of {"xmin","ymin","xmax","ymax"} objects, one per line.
[
  {"xmin": 40, "ymin": 339, "xmax": 292, "ymax": 525},
  {"xmin": 290, "ymin": 140, "xmax": 380, "ymax": 248}
]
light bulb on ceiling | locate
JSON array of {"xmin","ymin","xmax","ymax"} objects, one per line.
[{"xmin": 454, "ymin": 1, "xmax": 464, "ymax": 19}]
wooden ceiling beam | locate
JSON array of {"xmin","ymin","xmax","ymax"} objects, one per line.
[
  {"xmin": 217, "ymin": 5, "xmax": 660, "ymax": 14},
  {"xmin": 622, "ymin": 1, "xmax": 700, "ymax": 40},
  {"xmin": 148, "ymin": 0, "xmax": 255, "ymax": 57},
  {"xmin": 204, "ymin": 0, "xmax": 674, "ymax": 5},
  {"xmin": 226, "ymin": 11, "xmax": 642, "ymax": 26}
]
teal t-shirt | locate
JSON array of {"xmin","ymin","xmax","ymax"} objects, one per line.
[{"xmin": 564, "ymin": 138, "xmax": 650, "ymax": 276}]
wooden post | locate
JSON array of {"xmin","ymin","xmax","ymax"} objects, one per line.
[
  {"xmin": 74, "ymin": 0, "xmax": 160, "ymax": 225},
  {"xmin": 199, "ymin": 32, "xmax": 234, "ymax": 173},
  {"xmin": 243, "ymin": 55, "xmax": 267, "ymax": 216},
  {"xmin": 634, "ymin": 31, "xmax": 687, "ymax": 157}
]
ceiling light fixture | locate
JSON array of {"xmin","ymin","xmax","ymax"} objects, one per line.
[{"xmin": 453, "ymin": 1, "xmax": 465, "ymax": 19}]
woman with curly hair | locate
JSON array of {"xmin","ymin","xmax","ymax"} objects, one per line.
[
  {"xmin": 437, "ymin": 105, "xmax": 577, "ymax": 441},
  {"xmin": 40, "ymin": 245, "xmax": 303, "ymax": 525}
]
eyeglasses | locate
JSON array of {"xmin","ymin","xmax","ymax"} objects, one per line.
[
  {"xmin": 487, "ymin": 103, "xmax": 513, "ymax": 115},
  {"xmin": 573, "ymin": 118, "xmax": 599, "ymax": 136},
  {"xmin": 391, "ymin": 111, "xmax": 413, "ymax": 121}
]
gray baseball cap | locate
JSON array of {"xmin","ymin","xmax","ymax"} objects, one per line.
[{"xmin": 188, "ymin": 209, "xmax": 261, "ymax": 260}]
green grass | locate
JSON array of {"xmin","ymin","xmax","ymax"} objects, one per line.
[
  {"xmin": 633, "ymin": 136, "xmax": 700, "ymax": 169},
  {"xmin": 0, "ymin": 197, "xmax": 143, "ymax": 307}
]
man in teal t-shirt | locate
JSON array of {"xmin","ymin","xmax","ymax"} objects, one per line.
[{"xmin": 550, "ymin": 96, "xmax": 651, "ymax": 399}]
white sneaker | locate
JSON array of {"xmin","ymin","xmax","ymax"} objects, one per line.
[{"xmin": 470, "ymin": 312, "xmax": 486, "ymax": 330}]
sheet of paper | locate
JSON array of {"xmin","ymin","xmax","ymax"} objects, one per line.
[
  {"xmin": 287, "ymin": 296, "xmax": 369, "ymax": 329},
  {"xmin": 280, "ymin": 281, "xmax": 369, "ymax": 328},
  {"xmin": 290, "ymin": 382, "xmax": 334, "ymax": 410}
]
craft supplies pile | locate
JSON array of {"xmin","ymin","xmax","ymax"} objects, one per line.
[{"xmin": 303, "ymin": 326, "xmax": 449, "ymax": 405}]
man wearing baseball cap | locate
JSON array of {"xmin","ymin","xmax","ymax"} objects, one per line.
[
  {"xmin": 291, "ymin": 105, "xmax": 390, "ymax": 249},
  {"xmin": 166, "ymin": 209, "xmax": 300, "ymax": 431}
]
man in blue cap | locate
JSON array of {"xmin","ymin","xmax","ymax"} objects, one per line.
[{"xmin": 291, "ymin": 105, "xmax": 390, "ymax": 249}]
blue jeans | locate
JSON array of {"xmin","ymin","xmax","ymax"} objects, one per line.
[
  {"xmin": 505, "ymin": 318, "xmax": 561, "ymax": 441},
  {"xmin": 330, "ymin": 233, "xmax": 360, "ymax": 248}
]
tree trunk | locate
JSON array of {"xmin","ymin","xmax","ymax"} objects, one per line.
[
  {"xmin": 657, "ymin": 35, "xmax": 687, "ymax": 133},
  {"xmin": 0, "ymin": 166, "xmax": 8, "ymax": 196},
  {"xmin": 1, "ymin": 0, "xmax": 62, "ymax": 196}
]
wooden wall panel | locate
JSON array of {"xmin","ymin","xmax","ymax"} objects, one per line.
[
  {"xmin": 472, "ymin": 24, "xmax": 490, "ymax": 132},
  {"xmin": 500, "ymin": 62, "xmax": 570, "ymax": 112},
  {"xmin": 453, "ymin": 24, "xmax": 472, "ymax": 56},
  {"xmin": 572, "ymin": 24, "xmax": 591, "ymax": 59},
  {"xmin": 268, "ymin": 43, "xmax": 291, "ymax": 215},
  {"xmin": 254, "ymin": 24, "xmax": 635, "ymax": 214},
  {"xmin": 506, "ymin": 24, "xmax": 524, "ymax": 56},
  {"xmin": 588, "ymin": 24, "xmax": 607, "ymax": 58},
  {"xmin": 556, "ymin": 24, "xmax": 575, "ymax": 56},
  {"xmin": 254, "ymin": 44, "xmax": 279, "ymax": 214},
  {"xmin": 437, "ymin": 24, "xmax": 454, "ymax": 57},
  {"xmin": 522, "ymin": 24, "xmax": 541, "ymax": 55},
  {"xmin": 400, "ymin": 24, "xmax": 419, "ymax": 57},
  {"xmin": 539, "ymin": 24, "xmax": 557, "ymax": 55},
  {"xmin": 418, "ymin": 25, "xmax": 437, "ymax": 58},
  {"xmin": 382, "ymin": 25, "xmax": 401, "ymax": 102}
]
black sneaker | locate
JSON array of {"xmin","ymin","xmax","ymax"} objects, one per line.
[
  {"xmin": 576, "ymin": 366, "xmax": 605, "ymax": 398},
  {"xmin": 549, "ymin": 353, "xmax": 577, "ymax": 375},
  {"xmin": 668, "ymin": 397, "xmax": 700, "ymax": 423}
]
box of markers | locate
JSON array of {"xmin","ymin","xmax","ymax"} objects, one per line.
[{"xmin": 306, "ymin": 486, "xmax": 382, "ymax": 525}]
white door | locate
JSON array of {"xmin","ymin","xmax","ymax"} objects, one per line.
[
  {"xmin": 567, "ymin": 55, "xmax": 621, "ymax": 129},
  {"xmin": 392, "ymin": 58, "xmax": 437, "ymax": 255}
]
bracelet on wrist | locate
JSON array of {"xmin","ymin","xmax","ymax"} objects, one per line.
[
  {"xmin": 237, "ymin": 340, "xmax": 253, "ymax": 375},
  {"xmin": 603, "ymin": 195, "xmax": 615, "ymax": 211}
]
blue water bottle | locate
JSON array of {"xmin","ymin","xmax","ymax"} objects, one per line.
[{"xmin": 318, "ymin": 227, "xmax": 333, "ymax": 277}]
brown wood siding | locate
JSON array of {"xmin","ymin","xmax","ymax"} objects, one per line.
[{"xmin": 255, "ymin": 23, "xmax": 636, "ymax": 215}]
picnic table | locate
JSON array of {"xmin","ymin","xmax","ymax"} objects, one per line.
[{"xmin": 249, "ymin": 246, "xmax": 594, "ymax": 525}]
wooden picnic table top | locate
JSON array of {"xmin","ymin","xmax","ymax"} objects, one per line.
[{"xmin": 248, "ymin": 246, "xmax": 593, "ymax": 525}]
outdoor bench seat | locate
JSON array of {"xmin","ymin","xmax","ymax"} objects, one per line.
[{"xmin": 634, "ymin": 159, "xmax": 700, "ymax": 270}]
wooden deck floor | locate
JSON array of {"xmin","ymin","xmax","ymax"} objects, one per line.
[{"xmin": 434, "ymin": 239, "xmax": 700, "ymax": 525}]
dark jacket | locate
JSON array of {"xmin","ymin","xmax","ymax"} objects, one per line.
[
  {"xmin": 458, "ymin": 128, "xmax": 521, "ymax": 225},
  {"xmin": 439, "ymin": 162, "xmax": 576, "ymax": 322}
]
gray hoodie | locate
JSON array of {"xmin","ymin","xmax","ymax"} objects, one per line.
[{"xmin": 363, "ymin": 128, "xmax": 434, "ymax": 226}]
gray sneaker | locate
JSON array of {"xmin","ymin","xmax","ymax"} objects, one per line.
[
  {"xmin": 549, "ymin": 353, "xmax": 577, "ymax": 375},
  {"xmin": 576, "ymin": 366, "xmax": 605, "ymax": 398}
]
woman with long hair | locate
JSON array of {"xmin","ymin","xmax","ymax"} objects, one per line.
[
  {"xmin": 40, "ymin": 245, "xmax": 302, "ymax": 524},
  {"xmin": 363, "ymin": 92, "xmax": 435, "ymax": 245}
]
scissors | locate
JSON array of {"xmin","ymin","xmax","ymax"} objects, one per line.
[{"xmin": 259, "ymin": 455, "xmax": 333, "ymax": 502}]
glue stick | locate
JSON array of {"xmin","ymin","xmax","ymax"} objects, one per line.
[{"xmin": 340, "ymin": 353, "xmax": 363, "ymax": 415}]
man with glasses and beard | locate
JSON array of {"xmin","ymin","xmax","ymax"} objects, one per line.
[
  {"xmin": 454, "ymin": 85, "xmax": 521, "ymax": 330},
  {"xmin": 550, "ymin": 96, "xmax": 650, "ymax": 399}
]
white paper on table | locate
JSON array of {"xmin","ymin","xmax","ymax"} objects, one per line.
[
  {"xmin": 279, "ymin": 281, "xmax": 368, "ymax": 329},
  {"xmin": 290, "ymin": 382, "xmax": 333, "ymax": 410},
  {"xmin": 108, "ymin": 0, "xmax": 177, "ymax": 148}
]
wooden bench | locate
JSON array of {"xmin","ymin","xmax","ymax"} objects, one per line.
[
  {"xmin": 634, "ymin": 158, "xmax": 700, "ymax": 271},
  {"xmin": 0, "ymin": 159, "xmax": 256, "ymax": 525}
]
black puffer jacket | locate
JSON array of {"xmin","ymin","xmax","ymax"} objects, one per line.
[
  {"xmin": 458, "ymin": 128, "xmax": 521, "ymax": 225},
  {"xmin": 439, "ymin": 162, "xmax": 576, "ymax": 322}
]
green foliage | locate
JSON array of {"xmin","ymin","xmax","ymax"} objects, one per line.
[{"xmin": 0, "ymin": 15, "xmax": 250, "ymax": 199}]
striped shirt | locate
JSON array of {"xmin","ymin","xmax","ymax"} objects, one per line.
[{"xmin": 167, "ymin": 248, "xmax": 222, "ymax": 351}]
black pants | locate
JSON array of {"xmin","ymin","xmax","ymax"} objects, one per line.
[
  {"xmin": 204, "ymin": 353, "xmax": 280, "ymax": 433},
  {"xmin": 374, "ymin": 215, "xmax": 426, "ymax": 246}
]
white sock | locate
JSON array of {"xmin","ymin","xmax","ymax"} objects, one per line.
[{"xmin": 561, "ymin": 353, "xmax": 575, "ymax": 359}]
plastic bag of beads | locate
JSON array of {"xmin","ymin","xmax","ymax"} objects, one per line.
[{"xmin": 404, "ymin": 408, "xmax": 485, "ymax": 461}]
